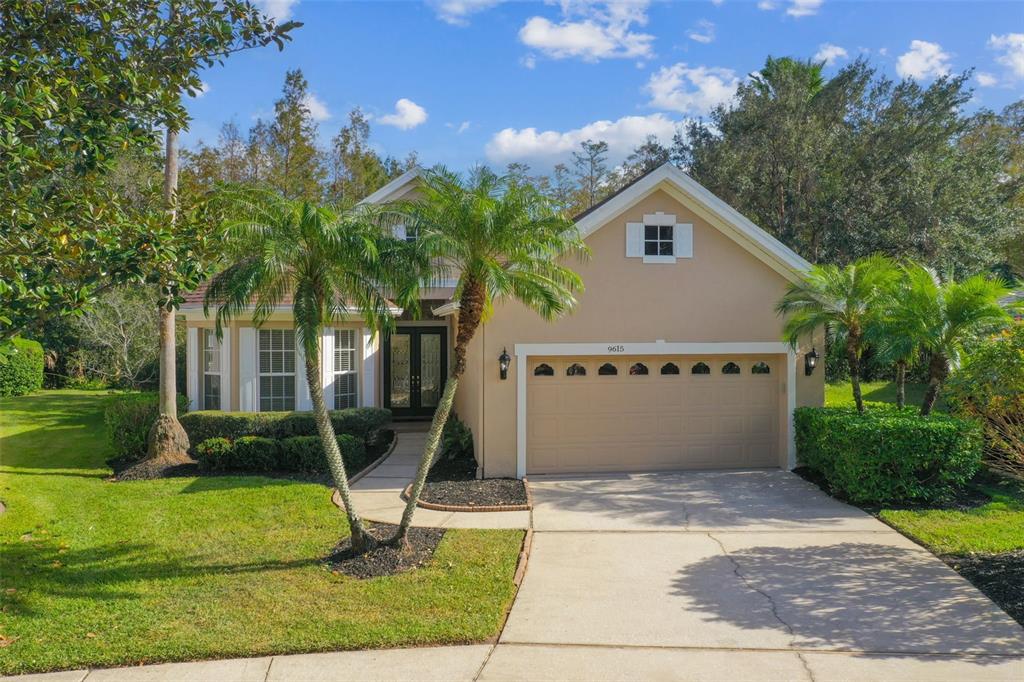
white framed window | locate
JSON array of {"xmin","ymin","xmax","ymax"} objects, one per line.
[
  {"xmin": 644, "ymin": 225, "xmax": 674, "ymax": 257},
  {"xmin": 333, "ymin": 328, "xmax": 359, "ymax": 409},
  {"xmin": 258, "ymin": 329, "xmax": 295, "ymax": 411},
  {"xmin": 201, "ymin": 329, "xmax": 221, "ymax": 410},
  {"xmin": 626, "ymin": 213, "xmax": 693, "ymax": 263}
]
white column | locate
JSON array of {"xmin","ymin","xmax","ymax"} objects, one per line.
[
  {"xmin": 238, "ymin": 327, "xmax": 257, "ymax": 412},
  {"xmin": 186, "ymin": 327, "xmax": 198, "ymax": 411},
  {"xmin": 362, "ymin": 328, "xmax": 377, "ymax": 407},
  {"xmin": 219, "ymin": 327, "xmax": 231, "ymax": 412},
  {"xmin": 295, "ymin": 341, "xmax": 311, "ymax": 411},
  {"xmin": 787, "ymin": 349, "xmax": 797, "ymax": 470},
  {"xmin": 516, "ymin": 348, "xmax": 527, "ymax": 479},
  {"xmin": 322, "ymin": 329, "xmax": 335, "ymax": 410}
]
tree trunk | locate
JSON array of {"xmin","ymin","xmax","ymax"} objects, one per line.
[
  {"xmin": 139, "ymin": 127, "xmax": 190, "ymax": 472},
  {"xmin": 895, "ymin": 360, "xmax": 906, "ymax": 410},
  {"xmin": 920, "ymin": 352, "xmax": 948, "ymax": 416},
  {"xmin": 305, "ymin": 346, "xmax": 374, "ymax": 553},
  {"xmin": 846, "ymin": 332, "xmax": 864, "ymax": 414},
  {"xmin": 391, "ymin": 277, "xmax": 486, "ymax": 548}
]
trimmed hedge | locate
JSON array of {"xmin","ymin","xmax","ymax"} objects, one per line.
[
  {"xmin": 104, "ymin": 392, "xmax": 191, "ymax": 463},
  {"xmin": 180, "ymin": 408, "xmax": 390, "ymax": 449},
  {"xmin": 795, "ymin": 403, "xmax": 983, "ymax": 504},
  {"xmin": 195, "ymin": 434, "xmax": 367, "ymax": 475},
  {"xmin": 0, "ymin": 338, "xmax": 44, "ymax": 397}
]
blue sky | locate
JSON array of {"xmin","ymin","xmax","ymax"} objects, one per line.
[{"xmin": 184, "ymin": 1, "xmax": 1024, "ymax": 172}]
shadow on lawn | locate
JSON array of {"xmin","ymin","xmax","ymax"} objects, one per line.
[{"xmin": 673, "ymin": 541, "xmax": 1024, "ymax": 658}]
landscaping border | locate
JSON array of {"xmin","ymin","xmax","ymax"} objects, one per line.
[
  {"xmin": 330, "ymin": 431, "xmax": 399, "ymax": 509},
  {"xmin": 400, "ymin": 477, "xmax": 533, "ymax": 512}
]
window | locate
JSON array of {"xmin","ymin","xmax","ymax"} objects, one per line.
[
  {"xmin": 534, "ymin": 363, "xmax": 554, "ymax": 376},
  {"xmin": 403, "ymin": 224, "xmax": 419, "ymax": 243},
  {"xmin": 629, "ymin": 362, "xmax": 649, "ymax": 375},
  {"xmin": 334, "ymin": 329, "xmax": 359, "ymax": 409},
  {"xmin": 691, "ymin": 362, "xmax": 710, "ymax": 375},
  {"xmin": 598, "ymin": 362, "xmax": 618, "ymax": 376},
  {"xmin": 722, "ymin": 362, "xmax": 741, "ymax": 375},
  {"xmin": 566, "ymin": 363, "xmax": 586, "ymax": 376},
  {"xmin": 644, "ymin": 225, "xmax": 673, "ymax": 256},
  {"xmin": 202, "ymin": 329, "xmax": 221, "ymax": 410},
  {"xmin": 660, "ymin": 362, "xmax": 680, "ymax": 375},
  {"xmin": 259, "ymin": 329, "xmax": 296, "ymax": 411},
  {"xmin": 752, "ymin": 362, "xmax": 771, "ymax": 375}
]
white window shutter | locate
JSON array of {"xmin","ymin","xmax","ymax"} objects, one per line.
[
  {"xmin": 186, "ymin": 327, "xmax": 198, "ymax": 411},
  {"xmin": 322, "ymin": 329, "xmax": 335, "ymax": 409},
  {"xmin": 674, "ymin": 223, "xmax": 693, "ymax": 258},
  {"xmin": 219, "ymin": 327, "xmax": 232, "ymax": 411},
  {"xmin": 362, "ymin": 328, "xmax": 376, "ymax": 407},
  {"xmin": 295, "ymin": 340, "xmax": 311, "ymax": 411},
  {"xmin": 393, "ymin": 223, "xmax": 406, "ymax": 241},
  {"xmin": 626, "ymin": 222, "xmax": 644, "ymax": 257},
  {"xmin": 238, "ymin": 327, "xmax": 257, "ymax": 411}
]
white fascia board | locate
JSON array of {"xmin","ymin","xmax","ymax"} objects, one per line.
[
  {"xmin": 357, "ymin": 167, "xmax": 423, "ymax": 206},
  {"xmin": 177, "ymin": 305, "xmax": 403, "ymax": 322},
  {"xmin": 514, "ymin": 341, "xmax": 791, "ymax": 357},
  {"xmin": 431, "ymin": 301, "xmax": 460, "ymax": 317}
]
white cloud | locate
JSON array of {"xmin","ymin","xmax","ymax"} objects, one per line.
[
  {"xmin": 446, "ymin": 121, "xmax": 472, "ymax": 134},
  {"xmin": 192, "ymin": 81, "xmax": 211, "ymax": 98},
  {"xmin": 518, "ymin": 1, "xmax": 654, "ymax": 62},
  {"xmin": 378, "ymin": 98, "xmax": 428, "ymax": 130},
  {"xmin": 521, "ymin": 53, "xmax": 537, "ymax": 69},
  {"xmin": 428, "ymin": 0, "xmax": 503, "ymax": 26},
  {"xmin": 977, "ymin": 72, "xmax": 998, "ymax": 87},
  {"xmin": 878, "ymin": 47, "xmax": 888, "ymax": 57},
  {"xmin": 757, "ymin": 0, "xmax": 777, "ymax": 8},
  {"xmin": 302, "ymin": 93, "xmax": 330, "ymax": 122},
  {"xmin": 989, "ymin": 33, "xmax": 1024, "ymax": 78},
  {"xmin": 253, "ymin": 0, "xmax": 300, "ymax": 22},
  {"xmin": 814, "ymin": 43, "xmax": 848, "ymax": 66},
  {"xmin": 645, "ymin": 63, "xmax": 739, "ymax": 116},
  {"xmin": 786, "ymin": 0, "xmax": 823, "ymax": 17},
  {"xmin": 896, "ymin": 40, "xmax": 952, "ymax": 80},
  {"xmin": 486, "ymin": 113, "xmax": 679, "ymax": 166},
  {"xmin": 711, "ymin": 0, "xmax": 725, "ymax": 5},
  {"xmin": 687, "ymin": 19, "xmax": 715, "ymax": 44}
]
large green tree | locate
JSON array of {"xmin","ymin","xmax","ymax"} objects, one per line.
[{"xmin": 268, "ymin": 69, "xmax": 325, "ymax": 201}]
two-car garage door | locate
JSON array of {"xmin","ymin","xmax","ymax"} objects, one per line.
[{"xmin": 525, "ymin": 355, "xmax": 784, "ymax": 474}]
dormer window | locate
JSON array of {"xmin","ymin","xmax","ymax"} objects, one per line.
[{"xmin": 626, "ymin": 213, "xmax": 693, "ymax": 264}]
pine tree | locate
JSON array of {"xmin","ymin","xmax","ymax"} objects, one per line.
[{"xmin": 269, "ymin": 69, "xmax": 325, "ymax": 200}]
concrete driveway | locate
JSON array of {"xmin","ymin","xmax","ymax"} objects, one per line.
[{"xmin": 482, "ymin": 470, "xmax": 1024, "ymax": 681}]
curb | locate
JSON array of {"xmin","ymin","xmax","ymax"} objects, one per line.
[
  {"xmin": 399, "ymin": 477, "xmax": 533, "ymax": 513},
  {"xmin": 331, "ymin": 430, "xmax": 398, "ymax": 510}
]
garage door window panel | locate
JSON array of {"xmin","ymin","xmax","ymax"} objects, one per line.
[
  {"xmin": 629, "ymin": 362, "xmax": 649, "ymax": 375},
  {"xmin": 722, "ymin": 362, "xmax": 741, "ymax": 375},
  {"xmin": 752, "ymin": 361, "xmax": 771, "ymax": 375},
  {"xmin": 566, "ymin": 363, "xmax": 587, "ymax": 376},
  {"xmin": 691, "ymin": 362, "xmax": 710, "ymax": 375},
  {"xmin": 660, "ymin": 362, "xmax": 680, "ymax": 375},
  {"xmin": 533, "ymin": 363, "xmax": 554, "ymax": 376},
  {"xmin": 598, "ymin": 363, "xmax": 618, "ymax": 376}
]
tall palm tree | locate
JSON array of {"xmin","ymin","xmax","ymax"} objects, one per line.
[
  {"xmin": 878, "ymin": 264, "xmax": 1011, "ymax": 415},
  {"xmin": 867, "ymin": 263, "xmax": 929, "ymax": 409},
  {"xmin": 205, "ymin": 188, "xmax": 425, "ymax": 553},
  {"xmin": 391, "ymin": 167, "xmax": 587, "ymax": 547},
  {"xmin": 776, "ymin": 254, "xmax": 900, "ymax": 413}
]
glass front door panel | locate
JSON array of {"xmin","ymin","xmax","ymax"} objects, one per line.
[
  {"xmin": 390, "ymin": 333, "xmax": 411, "ymax": 408},
  {"xmin": 419, "ymin": 333, "xmax": 441, "ymax": 408}
]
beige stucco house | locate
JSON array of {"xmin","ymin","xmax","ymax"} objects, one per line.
[{"xmin": 180, "ymin": 162, "xmax": 824, "ymax": 479}]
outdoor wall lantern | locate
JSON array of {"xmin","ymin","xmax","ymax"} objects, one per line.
[
  {"xmin": 804, "ymin": 347, "xmax": 819, "ymax": 376},
  {"xmin": 499, "ymin": 348, "xmax": 511, "ymax": 380}
]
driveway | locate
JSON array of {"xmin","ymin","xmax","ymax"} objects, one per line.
[{"xmin": 482, "ymin": 470, "xmax": 1024, "ymax": 681}]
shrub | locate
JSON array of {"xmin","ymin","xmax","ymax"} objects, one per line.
[
  {"xmin": 194, "ymin": 437, "xmax": 233, "ymax": 472},
  {"xmin": 945, "ymin": 325, "xmax": 1024, "ymax": 476},
  {"xmin": 0, "ymin": 338, "xmax": 44, "ymax": 397},
  {"xmin": 795, "ymin": 403, "xmax": 983, "ymax": 504},
  {"xmin": 179, "ymin": 407, "xmax": 390, "ymax": 447},
  {"xmin": 231, "ymin": 436, "xmax": 279, "ymax": 471},
  {"xmin": 440, "ymin": 413, "xmax": 474, "ymax": 463},
  {"xmin": 278, "ymin": 434, "xmax": 367, "ymax": 474},
  {"xmin": 104, "ymin": 392, "xmax": 190, "ymax": 462}
]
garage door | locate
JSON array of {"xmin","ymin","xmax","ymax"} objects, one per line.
[{"xmin": 526, "ymin": 355, "xmax": 783, "ymax": 474}]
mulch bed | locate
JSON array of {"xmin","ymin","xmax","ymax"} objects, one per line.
[
  {"xmin": 325, "ymin": 522, "xmax": 445, "ymax": 579},
  {"xmin": 420, "ymin": 478, "xmax": 528, "ymax": 508},
  {"xmin": 944, "ymin": 551, "xmax": 1024, "ymax": 626}
]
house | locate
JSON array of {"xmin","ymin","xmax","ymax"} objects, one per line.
[{"xmin": 180, "ymin": 162, "xmax": 824, "ymax": 479}]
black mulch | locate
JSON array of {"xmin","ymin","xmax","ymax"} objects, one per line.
[
  {"xmin": 325, "ymin": 522, "xmax": 445, "ymax": 579},
  {"xmin": 420, "ymin": 478, "xmax": 527, "ymax": 508},
  {"xmin": 943, "ymin": 551, "xmax": 1024, "ymax": 626},
  {"xmin": 427, "ymin": 456, "xmax": 477, "ymax": 482}
]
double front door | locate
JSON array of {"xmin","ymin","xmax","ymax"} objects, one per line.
[{"xmin": 384, "ymin": 326, "xmax": 448, "ymax": 418}]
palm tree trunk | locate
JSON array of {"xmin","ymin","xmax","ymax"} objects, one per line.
[
  {"xmin": 920, "ymin": 352, "xmax": 948, "ymax": 416},
  {"xmin": 391, "ymin": 277, "xmax": 486, "ymax": 548},
  {"xmin": 895, "ymin": 360, "xmax": 906, "ymax": 410},
  {"xmin": 846, "ymin": 332, "xmax": 864, "ymax": 414},
  {"xmin": 304, "ymin": 346, "xmax": 374, "ymax": 553}
]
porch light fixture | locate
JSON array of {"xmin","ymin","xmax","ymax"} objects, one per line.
[
  {"xmin": 499, "ymin": 348, "xmax": 511, "ymax": 380},
  {"xmin": 804, "ymin": 347, "xmax": 819, "ymax": 376}
]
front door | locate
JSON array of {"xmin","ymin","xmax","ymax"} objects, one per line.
[{"xmin": 384, "ymin": 326, "xmax": 448, "ymax": 418}]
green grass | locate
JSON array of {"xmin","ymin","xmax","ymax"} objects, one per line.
[
  {"xmin": 0, "ymin": 391, "xmax": 523, "ymax": 675},
  {"xmin": 879, "ymin": 477, "xmax": 1024, "ymax": 555},
  {"xmin": 825, "ymin": 380, "xmax": 945, "ymax": 411}
]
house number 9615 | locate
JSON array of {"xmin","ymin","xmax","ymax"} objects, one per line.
[{"xmin": 607, "ymin": 345, "xmax": 625, "ymax": 352}]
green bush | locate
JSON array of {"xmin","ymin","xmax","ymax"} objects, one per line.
[
  {"xmin": 440, "ymin": 413, "xmax": 474, "ymax": 462},
  {"xmin": 0, "ymin": 338, "xmax": 44, "ymax": 397},
  {"xmin": 195, "ymin": 437, "xmax": 233, "ymax": 472},
  {"xmin": 278, "ymin": 434, "xmax": 367, "ymax": 474},
  {"xmin": 231, "ymin": 436, "xmax": 279, "ymax": 471},
  {"xmin": 104, "ymin": 392, "xmax": 190, "ymax": 463},
  {"xmin": 179, "ymin": 407, "xmax": 390, "ymax": 448},
  {"xmin": 795, "ymin": 403, "xmax": 983, "ymax": 504}
]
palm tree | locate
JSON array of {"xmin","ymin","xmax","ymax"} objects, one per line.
[
  {"xmin": 205, "ymin": 188, "xmax": 425, "ymax": 553},
  {"xmin": 867, "ymin": 263, "xmax": 929, "ymax": 409},
  {"xmin": 776, "ymin": 254, "xmax": 900, "ymax": 413},
  {"xmin": 878, "ymin": 264, "xmax": 1011, "ymax": 415},
  {"xmin": 391, "ymin": 167, "xmax": 587, "ymax": 547}
]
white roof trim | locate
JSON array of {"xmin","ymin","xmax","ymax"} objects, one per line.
[
  {"xmin": 575, "ymin": 163, "xmax": 811, "ymax": 281},
  {"xmin": 431, "ymin": 301, "xmax": 460, "ymax": 317},
  {"xmin": 358, "ymin": 166, "xmax": 423, "ymax": 205}
]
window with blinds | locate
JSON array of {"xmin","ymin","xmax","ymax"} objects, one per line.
[
  {"xmin": 258, "ymin": 329, "xmax": 296, "ymax": 411},
  {"xmin": 202, "ymin": 329, "xmax": 221, "ymax": 410},
  {"xmin": 334, "ymin": 329, "xmax": 359, "ymax": 409}
]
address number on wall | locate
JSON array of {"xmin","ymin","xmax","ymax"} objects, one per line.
[{"xmin": 607, "ymin": 345, "xmax": 625, "ymax": 353}]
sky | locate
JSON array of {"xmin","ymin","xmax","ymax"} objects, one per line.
[{"xmin": 183, "ymin": 0, "xmax": 1024, "ymax": 172}]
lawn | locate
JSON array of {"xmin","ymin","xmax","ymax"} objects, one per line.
[
  {"xmin": 825, "ymin": 380, "xmax": 937, "ymax": 410},
  {"xmin": 0, "ymin": 391, "xmax": 523, "ymax": 675}
]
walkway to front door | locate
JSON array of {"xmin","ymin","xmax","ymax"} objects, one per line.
[{"xmin": 384, "ymin": 326, "xmax": 447, "ymax": 418}]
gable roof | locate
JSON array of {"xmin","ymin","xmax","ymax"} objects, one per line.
[
  {"xmin": 575, "ymin": 163, "xmax": 812, "ymax": 282},
  {"xmin": 358, "ymin": 166, "xmax": 423, "ymax": 205}
]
